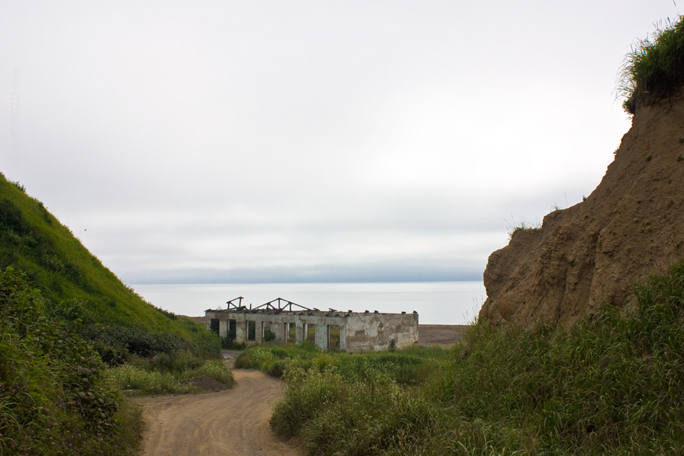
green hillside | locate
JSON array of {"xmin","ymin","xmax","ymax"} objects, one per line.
[
  {"xmin": 0, "ymin": 172, "xmax": 218, "ymax": 359},
  {"xmin": 0, "ymin": 173, "xmax": 231, "ymax": 454}
]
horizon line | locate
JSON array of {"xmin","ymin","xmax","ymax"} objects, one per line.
[{"xmin": 127, "ymin": 278, "xmax": 485, "ymax": 286}]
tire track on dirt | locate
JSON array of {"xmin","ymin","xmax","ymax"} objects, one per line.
[{"xmin": 137, "ymin": 366, "xmax": 300, "ymax": 456}]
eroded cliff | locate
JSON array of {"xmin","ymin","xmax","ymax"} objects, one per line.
[{"xmin": 480, "ymin": 91, "xmax": 684, "ymax": 326}]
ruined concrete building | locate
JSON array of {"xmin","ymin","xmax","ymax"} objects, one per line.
[{"xmin": 205, "ymin": 297, "xmax": 418, "ymax": 352}]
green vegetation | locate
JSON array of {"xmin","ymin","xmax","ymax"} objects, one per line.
[
  {"xmin": 0, "ymin": 174, "xmax": 232, "ymax": 452},
  {"xmin": 507, "ymin": 221, "xmax": 541, "ymax": 240},
  {"xmin": 328, "ymin": 326, "xmax": 340, "ymax": 349},
  {"xmin": 0, "ymin": 266, "xmax": 142, "ymax": 455},
  {"xmin": 107, "ymin": 356, "xmax": 233, "ymax": 395},
  {"xmin": 236, "ymin": 342, "xmax": 445, "ymax": 384},
  {"xmin": 620, "ymin": 16, "xmax": 684, "ymax": 114},
  {"xmin": 251, "ymin": 258, "xmax": 684, "ymax": 455},
  {"xmin": 0, "ymin": 173, "xmax": 220, "ymax": 361}
]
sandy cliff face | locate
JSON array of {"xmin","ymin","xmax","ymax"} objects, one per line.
[{"xmin": 479, "ymin": 93, "xmax": 684, "ymax": 327}]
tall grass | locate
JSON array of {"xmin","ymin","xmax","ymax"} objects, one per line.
[
  {"xmin": 269, "ymin": 257, "xmax": 684, "ymax": 455},
  {"xmin": 236, "ymin": 342, "xmax": 449, "ymax": 386},
  {"xmin": 619, "ymin": 15, "xmax": 684, "ymax": 113},
  {"xmin": 107, "ymin": 351, "xmax": 234, "ymax": 395},
  {"xmin": 107, "ymin": 365, "xmax": 197, "ymax": 395}
]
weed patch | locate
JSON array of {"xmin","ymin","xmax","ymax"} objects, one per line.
[{"xmin": 107, "ymin": 354, "xmax": 234, "ymax": 395}]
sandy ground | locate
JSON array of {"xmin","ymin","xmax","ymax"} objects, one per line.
[
  {"xmin": 136, "ymin": 355, "xmax": 301, "ymax": 456},
  {"xmin": 417, "ymin": 324, "xmax": 467, "ymax": 346}
]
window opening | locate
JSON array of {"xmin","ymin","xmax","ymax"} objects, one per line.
[
  {"xmin": 210, "ymin": 319, "xmax": 219, "ymax": 336},
  {"xmin": 328, "ymin": 325, "xmax": 341, "ymax": 350}
]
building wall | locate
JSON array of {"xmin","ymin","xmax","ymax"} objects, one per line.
[
  {"xmin": 346, "ymin": 313, "xmax": 418, "ymax": 352},
  {"xmin": 205, "ymin": 310, "xmax": 418, "ymax": 352}
]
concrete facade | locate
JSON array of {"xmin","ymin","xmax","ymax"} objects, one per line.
[{"xmin": 205, "ymin": 303, "xmax": 419, "ymax": 352}]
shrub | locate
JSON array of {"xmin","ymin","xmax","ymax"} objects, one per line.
[
  {"xmin": 221, "ymin": 336, "xmax": 245, "ymax": 350},
  {"xmin": 194, "ymin": 360, "xmax": 234, "ymax": 387},
  {"xmin": 0, "ymin": 266, "xmax": 140, "ymax": 455},
  {"xmin": 107, "ymin": 364, "xmax": 196, "ymax": 395},
  {"xmin": 108, "ymin": 355, "xmax": 234, "ymax": 394},
  {"xmin": 235, "ymin": 347, "xmax": 278, "ymax": 370},
  {"xmin": 150, "ymin": 350, "xmax": 203, "ymax": 373},
  {"xmin": 78, "ymin": 323, "xmax": 220, "ymax": 363}
]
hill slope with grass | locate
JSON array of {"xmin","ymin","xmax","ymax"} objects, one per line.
[
  {"xmin": 0, "ymin": 172, "xmax": 230, "ymax": 454},
  {"xmin": 0, "ymin": 266, "xmax": 142, "ymax": 455},
  {"xmin": 0, "ymin": 173, "xmax": 219, "ymax": 359},
  {"xmin": 480, "ymin": 17, "xmax": 684, "ymax": 327}
]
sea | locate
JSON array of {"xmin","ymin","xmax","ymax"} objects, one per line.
[{"xmin": 132, "ymin": 281, "xmax": 487, "ymax": 325}]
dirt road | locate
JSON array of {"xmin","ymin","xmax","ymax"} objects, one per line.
[
  {"xmin": 137, "ymin": 325, "xmax": 464, "ymax": 455},
  {"xmin": 137, "ymin": 364, "xmax": 301, "ymax": 456}
]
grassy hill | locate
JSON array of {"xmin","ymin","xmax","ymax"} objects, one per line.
[
  {"xmin": 0, "ymin": 173, "xmax": 231, "ymax": 454},
  {"xmin": 0, "ymin": 172, "xmax": 218, "ymax": 359}
]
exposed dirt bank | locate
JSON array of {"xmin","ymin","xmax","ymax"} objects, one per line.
[{"xmin": 480, "ymin": 92, "xmax": 684, "ymax": 327}]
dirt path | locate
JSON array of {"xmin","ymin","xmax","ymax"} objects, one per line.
[
  {"xmin": 136, "ymin": 324, "xmax": 464, "ymax": 455},
  {"xmin": 136, "ymin": 361, "xmax": 301, "ymax": 456}
]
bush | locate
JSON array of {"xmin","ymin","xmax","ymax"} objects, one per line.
[
  {"xmin": 0, "ymin": 266, "xmax": 141, "ymax": 455},
  {"xmin": 194, "ymin": 360, "xmax": 234, "ymax": 387},
  {"xmin": 221, "ymin": 336, "xmax": 246, "ymax": 350},
  {"xmin": 79, "ymin": 324, "xmax": 194, "ymax": 360},
  {"xmin": 107, "ymin": 364, "xmax": 196, "ymax": 395},
  {"xmin": 150, "ymin": 350, "xmax": 204, "ymax": 373},
  {"xmin": 108, "ymin": 355, "xmax": 234, "ymax": 394},
  {"xmin": 235, "ymin": 347, "xmax": 278, "ymax": 369}
]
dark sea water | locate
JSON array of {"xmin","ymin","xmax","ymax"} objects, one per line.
[{"xmin": 133, "ymin": 281, "xmax": 486, "ymax": 325}]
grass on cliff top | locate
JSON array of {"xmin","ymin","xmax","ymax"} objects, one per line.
[
  {"xmin": 263, "ymin": 257, "xmax": 684, "ymax": 455},
  {"xmin": 620, "ymin": 15, "xmax": 684, "ymax": 113}
]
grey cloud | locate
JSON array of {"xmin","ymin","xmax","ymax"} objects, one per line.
[{"xmin": 0, "ymin": 0, "xmax": 676, "ymax": 285}]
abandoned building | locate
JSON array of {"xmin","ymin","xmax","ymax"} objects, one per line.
[{"xmin": 205, "ymin": 297, "xmax": 419, "ymax": 352}]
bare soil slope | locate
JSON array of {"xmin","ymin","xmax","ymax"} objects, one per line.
[
  {"xmin": 137, "ymin": 364, "xmax": 300, "ymax": 456},
  {"xmin": 480, "ymin": 92, "xmax": 684, "ymax": 327}
]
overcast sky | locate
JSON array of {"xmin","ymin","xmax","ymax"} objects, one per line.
[{"xmin": 0, "ymin": 1, "xmax": 679, "ymax": 284}]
